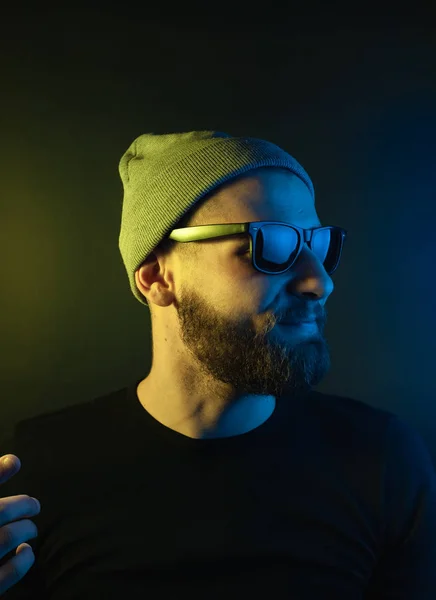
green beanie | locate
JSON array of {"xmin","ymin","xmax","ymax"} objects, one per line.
[{"xmin": 118, "ymin": 130, "xmax": 315, "ymax": 308}]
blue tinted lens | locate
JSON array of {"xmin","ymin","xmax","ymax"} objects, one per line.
[{"xmin": 255, "ymin": 225, "xmax": 340, "ymax": 274}]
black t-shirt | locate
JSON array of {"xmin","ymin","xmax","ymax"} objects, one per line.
[{"xmin": 2, "ymin": 379, "xmax": 436, "ymax": 598}]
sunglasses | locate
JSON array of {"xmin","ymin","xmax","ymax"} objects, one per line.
[{"xmin": 169, "ymin": 221, "xmax": 348, "ymax": 276}]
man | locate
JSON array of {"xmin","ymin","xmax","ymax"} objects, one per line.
[
  {"xmin": 1, "ymin": 131, "xmax": 435, "ymax": 598},
  {"xmin": 134, "ymin": 163, "xmax": 333, "ymax": 440}
]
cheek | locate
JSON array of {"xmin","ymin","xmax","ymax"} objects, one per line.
[{"xmin": 206, "ymin": 254, "xmax": 267, "ymax": 308}]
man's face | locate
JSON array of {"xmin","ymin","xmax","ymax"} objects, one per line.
[{"xmin": 140, "ymin": 167, "xmax": 335, "ymax": 400}]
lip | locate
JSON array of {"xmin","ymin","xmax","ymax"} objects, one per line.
[{"xmin": 280, "ymin": 319, "xmax": 317, "ymax": 325}]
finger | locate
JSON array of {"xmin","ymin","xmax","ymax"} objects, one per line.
[{"xmin": 0, "ymin": 456, "xmax": 20, "ymax": 480}]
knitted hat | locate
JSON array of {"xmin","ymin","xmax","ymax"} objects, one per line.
[{"xmin": 118, "ymin": 130, "xmax": 315, "ymax": 308}]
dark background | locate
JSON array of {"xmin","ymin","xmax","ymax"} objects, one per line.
[{"xmin": 1, "ymin": 11, "xmax": 435, "ymax": 459}]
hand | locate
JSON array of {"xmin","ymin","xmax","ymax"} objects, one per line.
[{"xmin": 0, "ymin": 455, "xmax": 41, "ymax": 596}]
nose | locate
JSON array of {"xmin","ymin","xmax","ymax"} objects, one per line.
[{"xmin": 288, "ymin": 245, "xmax": 335, "ymax": 301}]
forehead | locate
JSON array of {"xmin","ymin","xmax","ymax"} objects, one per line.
[{"xmin": 202, "ymin": 167, "xmax": 319, "ymax": 228}]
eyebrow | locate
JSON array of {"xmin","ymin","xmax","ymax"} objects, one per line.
[
  {"xmin": 227, "ymin": 234, "xmax": 250, "ymax": 245},
  {"xmin": 229, "ymin": 232, "xmax": 250, "ymax": 240}
]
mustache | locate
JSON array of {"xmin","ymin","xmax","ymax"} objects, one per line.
[{"xmin": 277, "ymin": 308, "xmax": 326, "ymax": 324}]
